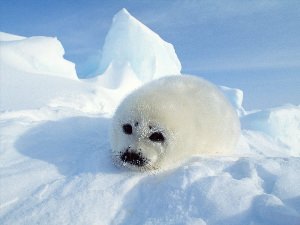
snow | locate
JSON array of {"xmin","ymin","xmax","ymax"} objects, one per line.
[
  {"xmin": 220, "ymin": 86, "xmax": 245, "ymax": 116},
  {"xmin": 242, "ymin": 105, "xmax": 300, "ymax": 155},
  {"xmin": 0, "ymin": 32, "xmax": 26, "ymax": 41},
  {"xmin": 1, "ymin": 8, "xmax": 300, "ymax": 225},
  {"xmin": 93, "ymin": 61, "xmax": 142, "ymax": 90},
  {"xmin": 0, "ymin": 35, "xmax": 77, "ymax": 79},
  {"xmin": 91, "ymin": 8, "xmax": 181, "ymax": 82},
  {"xmin": 0, "ymin": 64, "xmax": 86, "ymax": 111}
]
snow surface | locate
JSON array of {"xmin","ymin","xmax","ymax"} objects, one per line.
[
  {"xmin": 92, "ymin": 8, "xmax": 181, "ymax": 82},
  {"xmin": 0, "ymin": 32, "xmax": 26, "ymax": 41},
  {"xmin": 0, "ymin": 35, "xmax": 77, "ymax": 79},
  {"xmin": 1, "ymin": 9, "xmax": 300, "ymax": 225}
]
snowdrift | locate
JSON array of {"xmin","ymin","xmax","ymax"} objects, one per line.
[
  {"xmin": 1, "ymin": 9, "xmax": 299, "ymax": 225},
  {"xmin": 0, "ymin": 35, "xmax": 77, "ymax": 79},
  {"xmin": 242, "ymin": 105, "xmax": 300, "ymax": 155},
  {"xmin": 0, "ymin": 32, "xmax": 26, "ymax": 41}
]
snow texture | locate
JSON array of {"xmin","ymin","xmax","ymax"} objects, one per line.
[
  {"xmin": 0, "ymin": 32, "xmax": 26, "ymax": 41},
  {"xmin": 1, "ymin": 9, "xmax": 299, "ymax": 225},
  {"xmin": 0, "ymin": 35, "xmax": 77, "ymax": 79},
  {"xmin": 94, "ymin": 8, "xmax": 181, "ymax": 82},
  {"xmin": 220, "ymin": 86, "xmax": 245, "ymax": 116},
  {"xmin": 242, "ymin": 105, "xmax": 300, "ymax": 156}
]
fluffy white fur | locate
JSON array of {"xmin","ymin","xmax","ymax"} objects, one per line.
[{"xmin": 110, "ymin": 75, "xmax": 240, "ymax": 171}]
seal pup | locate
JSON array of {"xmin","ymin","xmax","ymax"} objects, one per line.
[{"xmin": 110, "ymin": 75, "xmax": 240, "ymax": 171}]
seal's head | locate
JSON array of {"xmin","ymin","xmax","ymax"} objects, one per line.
[
  {"xmin": 110, "ymin": 95, "xmax": 175, "ymax": 171},
  {"xmin": 110, "ymin": 80, "xmax": 180, "ymax": 171}
]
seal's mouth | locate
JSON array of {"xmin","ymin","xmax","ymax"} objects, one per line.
[{"xmin": 120, "ymin": 149, "xmax": 148, "ymax": 167}]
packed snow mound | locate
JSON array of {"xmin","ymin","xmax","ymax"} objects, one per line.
[
  {"xmin": 1, "ymin": 112, "xmax": 299, "ymax": 225},
  {"xmin": 242, "ymin": 105, "xmax": 300, "ymax": 155},
  {"xmin": 0, "ymin": 62, "xmax": 118, "ymax": 113},
  {"xmin": 0, "ymin": 32, "xmax": 26, "ymax": 41},
  {"xmin": 0, "ymin": 34, "xmax": 77, "ymax": 79},
  {"xmin": 220, "ymin": 86, "xmax": 245, "ymax": 116},
  {"xmin": 94, "ymin": 8, "xmax": 181, "ymax": 82},
  {"xmin": 0, "ymin": 65, "xmax": 87, "ymax": 111},
  {"xmin": 93, "ymin": 62, "xmax": 141, "ymax": 90}
]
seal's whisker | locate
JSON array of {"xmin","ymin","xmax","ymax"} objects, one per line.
[{"xmin": 142, "ymin": 163, "xmax": 157, "ymax": 174}]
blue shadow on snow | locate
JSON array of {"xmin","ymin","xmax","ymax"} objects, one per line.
[{"xmin": 15, "ymin": 116, "xmax": 118, "ymax": 176}]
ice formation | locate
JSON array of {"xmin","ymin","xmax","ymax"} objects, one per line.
[
  {"xmin": 0, "ymin": 34, "xmax": 77, "ymax": 79},
  {"xmin": 94, "ymin": 8, "xmax": 181, "ymax": 82},
  {"xmin": 93, "ymin": 62, "xmax": 142, "ymax": 90},
  {"xmin": 0, "ymin": 31, "xmax": 26, "ymax": 41},
  {"xmin": 242, "ymin": 105, "xmax": 300, "ymax": 155},
  {"xmin": 220, "ymin": 86, "xmax": 245, "ymax": 116}
]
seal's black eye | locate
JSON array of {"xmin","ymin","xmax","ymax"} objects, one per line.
[
  {"xmin": 123, "ymin": 124, "xmax": 132, "ymax": 135},
  {"xmin": 149, "ymin": 132, "xmax": 165, "ymax": 142}
]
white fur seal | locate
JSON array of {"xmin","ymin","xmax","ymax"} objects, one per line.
[{"xmin": 110, "ymin": 75, "xmax": 240, "ymax": 171}]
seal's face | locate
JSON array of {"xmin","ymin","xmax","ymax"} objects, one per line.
[{"xmin": 111, "ymin": 117, "xmax": 168, "ymax": 171}]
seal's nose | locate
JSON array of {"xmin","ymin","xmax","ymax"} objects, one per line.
[{"xmin": 121, "ymin": 149, "xmax": 146, "ymax": 167}]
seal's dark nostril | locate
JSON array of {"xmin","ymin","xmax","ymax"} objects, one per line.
[
  {"xmin": 121, "ymin": 149, "xmax": 146, "ymax": 167},
  {"xmin": 123, "ymin": 124, "xmax": 132, "ymax": 135}
]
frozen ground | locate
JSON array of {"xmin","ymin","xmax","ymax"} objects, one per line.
[{"xmin": 1, "ymin": 9, "xmax": 300, "ymax": 225}]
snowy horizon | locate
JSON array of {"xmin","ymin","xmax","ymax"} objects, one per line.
[
  {"xmin": 1, "ymin": 1, "xmax": 299, "ymax": 109},
  {"xmin": 0, "ymin": 5, "xmax": 300, "ymax": 225}
]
